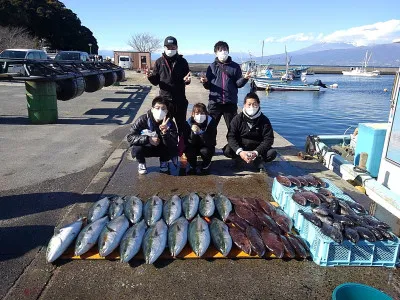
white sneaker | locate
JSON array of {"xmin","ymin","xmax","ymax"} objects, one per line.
[
  {"xmin": 160, "ymin": 161, "xmax": 169, "ymax": 173},
  {"xmin": 138, "ymin": 163, "xmax": 147, "ymax": 175}
]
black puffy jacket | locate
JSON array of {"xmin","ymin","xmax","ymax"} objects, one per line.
[
  {"xmin": 227, "ymin": 112, "xmax": 274, "ymax": 154},
  {"xmin": 148, "ymin": 53, "xmax": 190, "ymax": 103},
  {"xmin": 183, "ymin": 116, "xmax": 217, "ymax": 148},
  {"xmin": 203, "ymin": 56, "xmax": 248, "ymax": 105},
  {"xmin": 127, "ymin": 110, "xmax": 178, "ymax": 153}
]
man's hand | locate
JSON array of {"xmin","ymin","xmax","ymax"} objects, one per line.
[
  {"xmin": 191, "ymin": 124, "xmax": 200, "ymax": 134},
  {"xmin": 184, "ymin": 72, "xmax": 191, "ymax": 83},
  {"xmin": 243, "ymin": 70, "xmax": 252, "ymax": 80},
  {"xmin": 144, "ymin": 67, "xmax": 152, "ymax": 78},
  {"xmin": 239, "ymin": 151, "xmax": 252, "ymax": 163},
  {"xmin": 200, "ymin": 75, "xmax": 208, "ymax": 83},
  {"xmin": 249, "ymin": 151, "xmax": 258, "ymax": 161},
  {"xmin": 149, "ymin": 136, "xmax": 160, "ymax": 146},
  {"xmin": 159, "ymin": 117, "xmax": 170, "ymax": 134}
]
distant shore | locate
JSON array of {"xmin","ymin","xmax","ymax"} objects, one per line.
[{"xmin": 187, "ymin": 63, "xmax": 399, "ymax": 75}]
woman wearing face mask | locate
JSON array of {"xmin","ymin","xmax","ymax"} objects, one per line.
[
  {"xmin": 127, "ymin": 97, "xmax": 178, "ymax": 175},
  {"xmin": 183, "ymin": 103, "xmax": 217, "ymax": 175},
  {"xmin": 145, "ymin": 36, "xmax": 191, "ymax": 141},
  {"xmin": 223, "ymin": 92, "xmax": 277, "ymax": 172},
  {"xmin": 200, "ymin": 41, "xmax": 251, "ymax": 131}
]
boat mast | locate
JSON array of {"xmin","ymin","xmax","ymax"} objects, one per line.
[{"xmin": 261, "ymin": 40, "xmax": 264, "ymax": 65}]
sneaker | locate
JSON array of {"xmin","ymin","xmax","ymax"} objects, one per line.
[
  {"xmin": 160, "ymin": 161, "xmax": 169, "ymax": 173},
  {"xmin": 138, "ymin": 163, "xmax": 147, "ymax": 175}
]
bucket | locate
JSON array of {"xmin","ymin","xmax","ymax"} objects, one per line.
[
  {"xmin": 332, "ymin": 283, "xmax": 392, "ymax": 300},
  {"xmin": 26, "ymin": 81, "xmax": 58, "ymax": 124}
]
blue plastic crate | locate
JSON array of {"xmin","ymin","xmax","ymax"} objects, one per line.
[
  {"xmin": 298, "ymin": 218, "xmax": 400, "ymax": 267},
  {"xmin": 271, "ymin": 178, "xmax": 295, "ymax": 209}
]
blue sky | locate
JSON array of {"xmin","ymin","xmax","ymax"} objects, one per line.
[{"xmin": 63, "ymin": 0, "xmax": 400, "ymax": 56}]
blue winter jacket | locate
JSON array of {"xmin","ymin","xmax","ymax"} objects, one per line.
[{"xmin": 203, "ymin": 56, "xmax": 248, "ymax": 105}]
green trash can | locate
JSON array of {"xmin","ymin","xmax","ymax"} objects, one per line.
[{"xmin": 26, "ymin": 81, "xmax": 58, "ymax": 124}]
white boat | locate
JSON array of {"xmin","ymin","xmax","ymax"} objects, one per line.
[{"xmin": 342, "ymin": 51, "xmax": 381, "ymax": 77}]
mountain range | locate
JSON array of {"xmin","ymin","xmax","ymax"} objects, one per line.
[{"xmin": 99, "ymin": 42, "xmax": 400, "ymax": 67}]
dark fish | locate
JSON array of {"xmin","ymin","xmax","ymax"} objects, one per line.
[
  {"xmin": 344, "ymin": 200, "xmax": 367, "ymax": 214},
  {"xmin": 292, "ymin": 235, "xmax": 310, "ymax": 257},
  {"xmin": 261, "ymin": 228, "xmax": 285, "ymax": 258},
  {"xmin": 343, "ymin": 226, "xmax": 360, "ymax": 244},
  {"xmin": 271, "ymin": 208, "xmax": 293, "ymax": 233},
  {"xmin": 312, "ymin": 175, "xmax": 327, "ymax": 188},
  {"xmin": 292, "ymin": 192, "xmax": 307, "ymax": 206},
  {"xmin": 365, "ymin": 225, "xmax": 384, "ymax": 241},
  {"xmin": 254, "ymin": 211, "xmax": 281, "ymax": 234},
  {"xmin": 345, "ymin": 213, "xmax": 365, "ymax": 226},
  {"xmin": 355, "ymin": 226, "xmax": 376, "ymax": 242},
  {"xmin": 337, "ymin": 199, "xmax": 352, "ymax": 213},
  {"xmin": 243, "ymin": 197, "xmax": 261, "ymax": 212},
  {"xmin": 226, "ymin": 212, "xmax": 249, "ymax": 232},
  {"xmin": 315, "ymin": 213, "xmax": 334, "ymax": 226},
  {"xmin": 229, "ymin": 226, "xmax": 251, "ymax": 255},
  {"xmin": 299, "ymin": 210, "xmax": 322, "ymax": 227},
  {"xmin": 245, "ymin": 226, "xmax": 265, "ymax": 257},
  {"xmin": 286, "ymin": 234, "xmax": 308, "ymax": 259},
  {"xmin": 318, "ymin": 188, "xmax": 333, "ymax": 198},
  {"xmin": 314, "ymin": 192, "xmax": 330, "ymax": 204},
  {"xmin": 363, "ymin": 215, "xmax": 390, "ymax": 230},
  {"xmin": 302, "ymin": 175, "xmax": 319, "ymax": 187},
  {"xmin": 295, "ymin": 176, "xmax": 309, "ymax": 187},
  {"xmin": 332, "ymin": 222, "xmax": 343, "ymax": 232},
  {"xmin": 286, "ymin": 175, "xmax": 302, "ymax": 187},
  {"xmin": 312, "ymin": 203, "xmax": 330, "ymax": 216},
  {"xmin": 377, "ymin": 228, "xmax": 397, "ymax": 241},
  {"xmin": 320, "ymin": 224, "xmax": 343, "ymax": 243},
  {"xmin": 228, "ymin": 196, "xmax": 245, "ymax": 207},
  {"xmin": 330, "ymin": 198, "xmax": 340, "ymax": 214},
  {"xmin": 299, "ymin": 191, "xmax": 321, "ymax": 205},
  {"xmin": 276, "ymin": 175, "xmax": 292, "ymax": 187},
  {"xmin": 235, "ymin": 206, "xmax": 262, "ymax": 231},
  {"xmin": 280, "ymin": 235, "xmax": 296, "ymax": 258},
  {"xmin": 255, "ymin": 198, "xmax": 276, "ymax": 216},
  {"xmin": 331, "ymin": 213, "xmax": 355, "ymax": 226}
]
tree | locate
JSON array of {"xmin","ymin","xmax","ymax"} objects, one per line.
[
  {"xmin": 0, "ymin": 26, "xmax": 38, "ymax": 51},
  {"xmin": 127, "ymin": 33, "xmax": 161, "ymax": 53}
]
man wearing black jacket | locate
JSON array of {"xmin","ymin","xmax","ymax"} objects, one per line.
[
  {"xmin": 223, "ymin": 92, "xmax": 277, "ymax": 172},
  {"xmin": 183, "ymin": 103, "xmax": 217, "ymax": 175},
  {"xmin": 200, "ymin": 41, "xmax": 251, "ymax": 130},
  {"xmin": 127, "ymin": 97, "xmax": 178, "ymax": 175},
  {"xmin": 146, "ymin": 36, "xmax": 191, "ymax": 136}
]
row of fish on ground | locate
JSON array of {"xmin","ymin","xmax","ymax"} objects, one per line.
[
  {"xmin": 276, "ymin": 175, "xmax": 395, "ymax": 244},
  {"xmin": 46, "ymin": 192, "xmax": 310, "ymax": 264}
]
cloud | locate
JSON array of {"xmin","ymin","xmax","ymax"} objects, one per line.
[{"xmin": 264, "ymin": 19, "xmax": 400, "ymax": 46}]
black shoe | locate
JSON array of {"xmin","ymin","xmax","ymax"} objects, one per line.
[
  {"xmin": 200, "ymin": 161, "xmax": 211, "ymax": 175},
  {"xmin": 187, "ymin": 168, "xmax": 197, "ymax": 175},
  {"xmin": 253, "ymin": 157, "xmax": 265, "ymax": 172}
]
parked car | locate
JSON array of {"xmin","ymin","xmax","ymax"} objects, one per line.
[
  {"xmin": 0, "ymin": 49, "xmax": 48, "ymax": 74},
  {"xmin": 118, "ymin": 56, "xmax": 132, "ymax": 69},
  {"xmin": 55, "ymin": 51, "xmax": 90, "ymax": 61}
]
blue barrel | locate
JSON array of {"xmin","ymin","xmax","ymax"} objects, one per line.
[{"xmin": 332, "ymin": 283, "xmax": 392, "ymax": 300}]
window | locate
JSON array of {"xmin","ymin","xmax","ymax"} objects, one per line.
[
  {"xmin": 141, "ymin": 56, "xmax": 146, "ymax": 64},
  {"xmin": 0, "ymin": 50, "xmax": 27, "ymax": 58},
  {"xmin": 120, "ymin": 57, "xmax": 129, "ymax": 62},
  {"xmin": 27, "ymin": 52, "xmax": 35, "ymax": 59}
]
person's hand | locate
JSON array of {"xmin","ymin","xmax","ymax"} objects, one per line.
[
  {"xmin": 191, "ymin": 124, "xmax": 200, "ymax": 134},
  {"xmin": 184, "ymin": 72, "xmax": 191, "ymax": 83},
  {"xmin": 145, "ymin": 67, "xmax": 152, "ymax": 78},
  {"xmin": 249, "ymin": 151, "xmax": 258, "ymax": 161},
  {"xmin": 243, "ymin": 70, "xmax": 252, "ymax": 80},
  {"xmin": 149, "ymin": 136, "xmax": 160, "ymax": 146},
  {"xmin": 239, "ymin": 151, "xmax": 252, "ymax": 163},
  {"xmin": 159, "ymin": 117, "xmax": 170, "ymax": 134},
  {"xmin": 200, "ymin": 75, "xmax": 208, "ymax": 83}
]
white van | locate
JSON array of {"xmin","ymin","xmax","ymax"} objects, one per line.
[
  {"xmin": 118, "ymin": 56, "xmax": 132, "ymax": 69},
  {"xmin": 0, "ymin": 49, "xmax": 48, "ymax": 75}
]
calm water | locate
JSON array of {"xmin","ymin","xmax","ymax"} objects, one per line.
[{"xmin": 238, "ymin": 74, "xmax": 395, "ymax": 149}]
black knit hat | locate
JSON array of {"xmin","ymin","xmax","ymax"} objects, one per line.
[{"xmin": 164, "ymin": 36, "xmax": 178, "ymax": 47}]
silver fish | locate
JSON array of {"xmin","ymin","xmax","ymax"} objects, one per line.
[
  {"xmin": 109, "ymin": 196, "xmax": 125, "ymax": 220},
  {"xmin": 46, "ymin": 218, "xmax": 84, "ymax": 263},
  {"xmin": 75, "ymin": 216, "xmax": 108, "ymax": 256},
  {"xmin": 182, "ymin": 192, "xmax": 200, "ymax": 220},
  {"xmin": 163, "ymin": 195, "xmax": 182, "ymax": 226},
  {"xmin": 188, "ymin": 215, "xmax": 210, "ymax": 257},
  {"xmin": 98, "ymin": 215, "xmax": 129, "ymax": 257},
  {"xmin": 210, "ymin": 218, "xmax": 232, "ymax": 257},
  {"xmin": 123, "ymin": 196, "xmax": 143, "ymax": 224},
  {"xmin": 120, "ymin": 220, "xmax": 147, "ymax": 263},
  {"xmin": 142, "ymin": 219, "xmax": 168, "ymax": 264},
  {"xmin": 144, "ymin": 195, "xmax": 163, "ymax": 226},
  {"xmin": 88, "ymin": 197, "xmax": 110, "ymax": 223},
  {"xmin": 214, "ymin": 194, "xmax": 232, "ymax": 222},
  {"xmin": 168, "ymin": 217, "xmax": 189, "ymax": 257},
  {"xmin": 199, "ymin": 194, "xmax": 215, "ymax": 217}
]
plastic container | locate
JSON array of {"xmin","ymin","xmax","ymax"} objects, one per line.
[
  {"xmin": 25, "ymin": 81, "xmax": 58, "ymax": 124},
  {"xmin": 332, "ymin": 283, "xmax": 392, "ymax": 300}
]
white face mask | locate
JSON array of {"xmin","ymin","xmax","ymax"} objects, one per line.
[
  {"xmin": 194, "ymin": 114, "xmax": 207, "ymax": 124},
  {"xmin": 216, "ymin": 50, "xmax": 229, "ymax": 62},
  {"xmin": 152, "ymin": 108, "xmax": 167, "ymax": 121},
  {"xmin": 165, "ymin": 48, "xmax": 177, "ymax": 57},
  {"xmin": 245, "ymin": 107, "xmax": 258, "ymax": 116}
]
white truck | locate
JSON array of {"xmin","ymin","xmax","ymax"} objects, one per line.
[{"xmin": 118, "ymin": 56, "xmax": 132, "ymax": 69}]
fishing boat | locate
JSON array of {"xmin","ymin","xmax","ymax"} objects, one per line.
[
  {"xmin": 342, "ymin": 51, "xmax": 381, "ymax": 77},
  {"xmin": 265, "ymin": 83, "xmax": 320, "ymax": 92}
]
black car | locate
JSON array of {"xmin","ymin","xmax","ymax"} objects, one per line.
[{"xmin": 55, "ymin": 51, "xmax": 90, "ymax": 61}]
